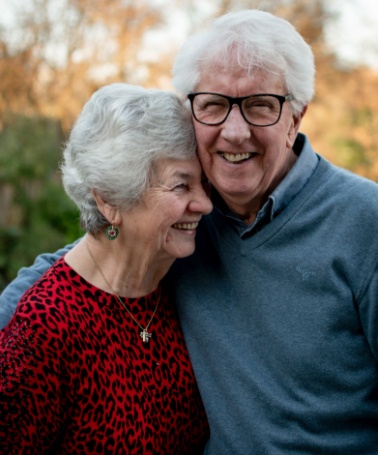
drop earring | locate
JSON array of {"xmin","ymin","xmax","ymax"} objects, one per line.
[{"xmin": 105, "ymin": 222, "xmax": 119, "ymax": 240}]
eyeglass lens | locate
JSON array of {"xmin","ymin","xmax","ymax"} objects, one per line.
[{"xmin": 191, "ymin": 94, "xmax": 284, "ymax": 126}]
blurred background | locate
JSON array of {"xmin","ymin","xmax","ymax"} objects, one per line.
[{"xmin": 1, "ymin": 0, "xmax": 377, "ymax": 290}]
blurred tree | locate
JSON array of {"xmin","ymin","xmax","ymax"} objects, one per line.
[
  {"xmin": 0, "ymin": 114, "xmax": 83, "ymax": 289},
  {"xmin": 0, "ymin": 0, "xmax": 377, "ymax": 290},
  {"xmin": 0, "ymin": 0, "xmax": 169, "ymax": 128},
  {"xmin": 0, "ymin": 0, "xmax": 170, "ymax": 289}
]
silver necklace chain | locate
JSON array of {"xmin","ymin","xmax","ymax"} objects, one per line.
[{"xmin": 85, "ymin": 240, "xmax": 160, "ymax": 343}]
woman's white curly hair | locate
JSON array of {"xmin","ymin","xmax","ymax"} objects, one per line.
[{"xmin": 61, "ymin": 83, "xmax": 196, "ymax": 234}]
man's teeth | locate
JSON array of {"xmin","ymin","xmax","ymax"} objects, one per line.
[
  {"xmin": 172, "ymin": 222, "xmax": 199, "ymax": 230},
  {"xmin": 222, "ymin": 152, "xmax": 252, "ymax": 163}
]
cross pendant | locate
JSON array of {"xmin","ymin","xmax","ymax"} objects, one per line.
[{"xmin": 140, "ymin": 329, "xmax": 152, "ymax": 343}]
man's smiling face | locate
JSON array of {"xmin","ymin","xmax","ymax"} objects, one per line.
[{"xmin": 192, "ymin": 65, "xmax": 303, "ymax": 223}]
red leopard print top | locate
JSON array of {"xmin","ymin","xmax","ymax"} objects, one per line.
[{"xmin": 0, "ymin": 258, "xmax": 209, "ymax": 454}]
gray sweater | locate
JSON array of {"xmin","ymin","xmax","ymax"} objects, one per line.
[{"xmin": 168, "ymin": 144, "xmax": 378, "ymax": 454}]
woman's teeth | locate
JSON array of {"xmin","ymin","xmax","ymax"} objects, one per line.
[{"xmin": 172, "ymin": 222, "xmax": 199, "ymax": 230}]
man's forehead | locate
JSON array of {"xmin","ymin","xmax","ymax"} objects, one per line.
[{"xmin": 195, "ymin": 66, "xmax": 285, "ymax": 94}]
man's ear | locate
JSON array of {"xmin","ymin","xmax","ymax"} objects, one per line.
[
  {"xmin": 92, "ymin": 190, "xmax": 120, "ymax": 224},
  {"xmin": 287, "ymin": 105, "xmax": 308, "ymax": 148}
]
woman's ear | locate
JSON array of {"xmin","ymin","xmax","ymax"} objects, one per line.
[{"xmin": 92, "ymin": 190, "xmax": 120, "ymax": 224}]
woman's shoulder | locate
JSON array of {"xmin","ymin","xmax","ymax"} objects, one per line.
[
  {"xmin": 11, "ymin": 258, "xmax": 88, "ymax": 336},
  {"xmin": 21, "ymin": 257, "xmax": 75, "ymax": 306}
]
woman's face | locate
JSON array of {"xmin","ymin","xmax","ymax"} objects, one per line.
[{"xmin": 122, "ymin": 157, "xmax": 213, "ymax": 261}]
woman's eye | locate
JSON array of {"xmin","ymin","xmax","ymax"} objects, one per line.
[{"xmin": 173, "ymin": 183, "xmax": 188, "ymax": 191}]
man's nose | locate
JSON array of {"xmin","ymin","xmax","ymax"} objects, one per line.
[{"xmin": 221, "ymin": 105, "xmax": 251, "ymax": 143}]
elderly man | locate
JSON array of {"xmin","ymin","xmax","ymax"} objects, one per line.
[{"xmin": 1, "ymin": 10, "xmax": 378, "ymax": 454}]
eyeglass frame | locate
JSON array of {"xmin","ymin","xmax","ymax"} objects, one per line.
[{"xmin": 187, "ymin": 92, "xmax": 294, "ymax": 127}]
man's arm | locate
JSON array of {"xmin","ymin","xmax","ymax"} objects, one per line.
[{"xmin": 0, "ymin": 240, "xmax": 80, "ymax": 329}]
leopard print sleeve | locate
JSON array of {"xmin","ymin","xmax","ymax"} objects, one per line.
[{"xmin": 0, "ymin": 295, "xmax": 71, "ymax": 454}]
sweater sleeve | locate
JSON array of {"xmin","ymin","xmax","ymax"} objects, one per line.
[
  {"xmin": 0, "ymin": 240, "xmax": 80, "ymax": 329},
  {"xmin": 357, "ymin": 259, "xmax": 378, "ymax": 362},
  {"xmin": 0, "ymin": 300, "xmax": 68, "ymax": 453}
]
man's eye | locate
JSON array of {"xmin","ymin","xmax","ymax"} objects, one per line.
[
  {"xmin": 206, "ymin": 100, "xmax": 226, "ymax": 107},
  {"xmin": 203, "ymin": 100, "xmax": 227, "ymax": 110},
  {"xmin": 245, "ymin": 100, "xmax": 271, "ymax": 109}
]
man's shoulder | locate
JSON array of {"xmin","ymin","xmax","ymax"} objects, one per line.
[{"xmin": 317, "ymin": 157, "xmax": 378, "ymax": 202}]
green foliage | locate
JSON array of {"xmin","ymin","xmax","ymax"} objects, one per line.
[
  {"xmin": 331, "ymin": 137, "xmax": 372, "ymax": 171},
  {"xmin": 350, "ymin": 107, "xmax": 374, "ymax": 126},
  {"xmin": 0, "ymin": 114, "xmax": 83, "ymax": 291}
]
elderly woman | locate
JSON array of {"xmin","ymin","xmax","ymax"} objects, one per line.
[{"xmin": 0, "ymin": 83, "xmax": 212, "ymax": 454}]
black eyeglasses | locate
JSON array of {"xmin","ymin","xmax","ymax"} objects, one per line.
[{"xmin": 188, "ymin": 92, "xmax": 294, "ymax": 127}]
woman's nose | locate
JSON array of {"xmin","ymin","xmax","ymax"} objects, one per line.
[{"xmin": 191, "ymin": 187, "xmax": 213, "ymax": 215}]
